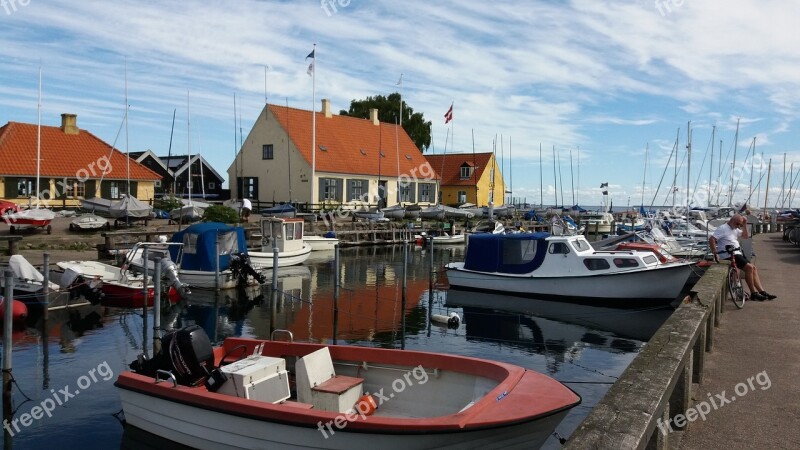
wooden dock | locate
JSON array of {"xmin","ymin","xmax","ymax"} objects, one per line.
[{"xmin": 565, "ymin": 231, "xmax": 799, "ymax": 449}]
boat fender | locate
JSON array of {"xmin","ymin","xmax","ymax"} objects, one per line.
[
  {"xmin": 352, "ymin": 394, "xmax": 377, "ymax": 416},
  {"xmin": 431, "ymin": 312, "xmax": 461, "ymax": 328}
]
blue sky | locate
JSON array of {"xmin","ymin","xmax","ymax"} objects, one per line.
[{"xmin": 1, "ymin": 0, "xmax": 799, "ymax": 209}]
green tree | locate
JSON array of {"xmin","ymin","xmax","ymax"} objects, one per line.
[{"xmin": 340, "ymin": 93, "xmax": 432, "ymax": 152}]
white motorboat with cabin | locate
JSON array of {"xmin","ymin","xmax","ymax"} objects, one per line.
[
  {"xmin": 303, "ymin": 233, "xmax": 339, "ymax": 251},
  {"xmin": 446, "ymin": 232, "xmax": 695, "ymax": 305},
  {"xmin": 248, "ymin": 217, "xmax": 312, "ymax": 269}
]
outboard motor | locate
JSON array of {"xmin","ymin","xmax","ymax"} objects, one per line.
[
  {"xmin": 160, "ymin": 258, "xmax": 191, "ymax": 299},
  {"xmin": 130, "ymin": 325, "xmax": 214, "ymax": 386},
  {"xmin": 230, "ymin": 253, "xmax": 267, "ymax": 286}
]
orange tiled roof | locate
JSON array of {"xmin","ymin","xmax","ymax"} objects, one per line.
[
  {"xmin": 0, "ymin": 121, "xmax": 160, "ymax": 180},
  {"xmin": 269, "ymin": 104, "xmax": 438, "ymax": 179},
  {"xmin": 425, "ymin": 152, "xmax": 494, "ymax": 186}
]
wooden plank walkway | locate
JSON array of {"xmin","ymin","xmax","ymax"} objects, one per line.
[{"xmin": 679, "ymin": 233, "xmax": 800, "ymax": 449}]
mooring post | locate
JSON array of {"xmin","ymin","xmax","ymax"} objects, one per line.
[
  {"xmin": 271, "ymin": 247, "xmax": 279, "ymax": 291},
  {"xmin": 42, "ymin": 252, "xmax": 50, "ymax": 320},
  {"xmin": 153, "ymin": 257, "xmax": 162, "ymax": 356},
  {"xmin": 214, "ymin": 239, "xmax": 220, "ymax": 292},
  {"xmin": 142, "ymin": 247, "xmax": 149, "ymax": 359},
  {"xmin": 3, "ymin": 270, "xmax": 14, "ymax": 445},
  {"xmin": 333, "ymin": 244, "xmax": 340, "ymax": 345},
  {"xmin": 401, "ymin": 241, "xmax": 408, "ymax": 350}
]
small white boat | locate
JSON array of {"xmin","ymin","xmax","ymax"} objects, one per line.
[
  {"xmin": 471, "ymin": 220, "xmax": 505, "ymax": 234},
  {"xmin": 248, "ymin": 217, "xmax": 312, "ymax": 269},
  {"xmin": 170, "ymin": 199, "xmax": 208, "ymax": 224},
  {"xmin": 304, "ymin": 234, "xmax": 339, "ymax": 251},
  {"xmin": 446, "ymin": 232, "xmax": 695, "ymax": 304},
  {"xmin": 70, "ymin": 213, "xmax": 110, "ymax": 231},
  {"xmin": 380, "ymin": 204, "xmax": 406, "ymax": 220},
  {"xmin": 0, "ymin": 255, "xmax": 60, "ymax": 301},
  {"xmin": 432, "ymin": 232, "xmax": 466, "ymax": 244},
  {"xmin": 352, "ymin": 208, "xmax": 385, "ymax": 222},
  {"xmin": 53, "ymin": 260, "xmax": 163, "ymax": 308},
  {"xmin": 5, "ymin": 207, "xmax": 55, "ymax": 234},
  {"xmin": 117, "ymin": 327, "xmax": 580, "ymax": 450},
  {"xmin": 580, "ymin": 212, "xmax": 614, "ymax": 234}
]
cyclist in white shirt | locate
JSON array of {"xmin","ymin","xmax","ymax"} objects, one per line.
[{"xmin": 709, "ymin": 214, "xmax": 776, "ymax": 301}]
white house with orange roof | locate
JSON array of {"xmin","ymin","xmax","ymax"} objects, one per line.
[
  {"xmin": 0, "ymin": 113, "xmax": 160, "ymax": 207},
  {"xmin": 228, "ymin": 99, "xmax": 439, "ymax": 211}
]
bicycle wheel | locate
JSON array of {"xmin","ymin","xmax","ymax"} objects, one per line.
[{"xmin": 727, "ymin": 267, "xmax": 745, "ymax": 309}]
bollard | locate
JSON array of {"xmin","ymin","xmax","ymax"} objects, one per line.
[
  {"xmin": 153, "ymin": 257, "xmax": 162, "ymax": 356},
  {"xmin": 43, "ymin": 252, "xmax": 50, "ymax": 320},
  {"xmin": 3, "ymin": 270, "xmax": 14, "ymax": 443},
  {"xmin": 271, "ymin": 247, "xmax": 280, "ymax": 291},
  {"xmin": 142, "ymin": 247, "xmax": 149, "ymax": 359}
]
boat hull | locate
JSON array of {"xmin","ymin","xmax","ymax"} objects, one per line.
[
  {"xmin": 116, "ymin": 339, "xmax": 579, "ymax": 450},
  {"xmin": 178, "ymin": 269, "xmax": 245, "ymax": 290},
  {"xmin": 119, "ymin": 389, "xmax": 566, "ymax": 450},
  {"xmin": 249, "ymin": 244, "xmax": 312, "ymax": 269},
  {"xmin": 446, "ymin": 263, "xmax": 693, "ymax": 305},
  {"xmin": 303, "ymin": 236, "xmax": 339, "ymax": 251}
]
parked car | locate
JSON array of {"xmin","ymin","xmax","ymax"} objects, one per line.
[{"xmin": 0, "ymin": 200, "xmax": 20, "ymax": 216}]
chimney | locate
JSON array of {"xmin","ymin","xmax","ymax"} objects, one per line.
[
  {"xmin": 60, "ymin": 113, "xmax": 79, "ymax": 135},
  {"xmin": 370, "ymin": 108, "xmax": 379, "ymax": 126},
  {"xmin": 321, "ymin": 98, "xmax": 332, "ymax": 118}
]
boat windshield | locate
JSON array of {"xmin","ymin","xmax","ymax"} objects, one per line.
[{"xmin": 218, "ymin": 231, "xmax": 239, "ymax": 255}]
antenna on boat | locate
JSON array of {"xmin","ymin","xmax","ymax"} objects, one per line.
[{"xmin": 36, "ymin": 65, "xmax": 42, "ymax": 207}]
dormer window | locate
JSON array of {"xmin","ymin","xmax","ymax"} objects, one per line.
[{"xmin": 460, "ymin": 164, "xmax": 473, "ymax": 179}]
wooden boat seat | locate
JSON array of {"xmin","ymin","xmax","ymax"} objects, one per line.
[
  {"xmin": 295, "ymin": 347, "xmax": 363, "ymax": 413},
  {"xmin": 281, "ymin": 400, "xmax": 314, "ymax": 410}
]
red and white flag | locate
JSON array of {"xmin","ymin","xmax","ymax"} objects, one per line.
[{"xmin": 444, "ymin": 103, "xmax": 453, "ymax": 124}]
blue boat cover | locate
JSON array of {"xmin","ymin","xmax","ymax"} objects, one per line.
[
  {"xmin": 464, "ymin": 232, "xmax": 550, "ymax": 274},
  {"xmin": 260, "ymin": 203, "xmax": 296, "ymax": 214},
  {"xmin": 169, "ymin": 222, "xmax": 248, "ymax": 271}
]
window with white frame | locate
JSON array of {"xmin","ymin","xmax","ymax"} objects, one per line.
[{"xmin": 457, "ymin": 190, "xmax": 467, "ymax": 203}]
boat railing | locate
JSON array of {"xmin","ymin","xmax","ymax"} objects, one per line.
[{"xmin": 155, "ymin": 370, "xmax": 178, "ymax": 388}]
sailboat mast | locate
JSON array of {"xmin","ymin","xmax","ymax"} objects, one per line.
[
  {"xmin": 287, "ymin": 98, "xmax": 292, "ymax": 203},
  {"xmin": 557, "ymin": 148, "xmax": 564, "ymax": 208},
  {"xmin": 233, "ymin": 93, "xmax": 239, "ymax": 198},
  {"xmin": 187, "ymin": 91, "xmax": 192, "ymax": 206},
  {"xmin": 686, "ymin": 121, "xmax": 691, "ymax": 208},
  {"xmin": 729, "ymin": 118, "xmax": 739, "ymax": 205},
  {"xmin": 36, "ymin": 66, "xmax": 42, "ymax": 203},
  {"xmin": 125, "ymin": 59, "xmax": 130, "ymax": 198},
  {"xmin": 641, "ymin": 143, "xmax": 648, "ymax": 208},
  {"xmin": 763, "ymin": 158, "xmax": 772, "ymax": 217},
  {"xmin": 551, "ymin": 145, "xmax": 557, "ymax": 207},
  {"xmin": 311, "ymin": 44, "xmax": 317, "ymax": 204},
  {"xmin": 471, "ymin": 129, "xmax": 477, "ymax": 203},
  {"xmin": 569, "ymin": 149, "xmax": 575, "ymax": 206},
  {"xmin": 576, "ymin": 146, "xmax": 580, "ymax": 206},
  {"xmin": 781, "ymin": 152, "xmax": 787, "ymax": 209},
  {"xmin": 509, "ymin": 136, "xmax": 512, "ymax": 206},
  {"xmin": 673, "ymin": 127, "xmax": 679, "ymax": 207},
  {"xmin": 167, "ymin": 109, "xmax": 176, "ymax": 195},
  {"xmin": 708, "ymin": 126, "xmax": 714, "ymax": 207}
]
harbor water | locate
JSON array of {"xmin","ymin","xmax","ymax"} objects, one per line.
[{"xmin": 2, "ymin": 245, "xmax": 673, "ymax": 449}]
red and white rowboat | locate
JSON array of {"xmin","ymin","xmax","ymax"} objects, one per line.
[{"xmin": 116, "ymin": 329, "xmax": 580, "ymax": 449}]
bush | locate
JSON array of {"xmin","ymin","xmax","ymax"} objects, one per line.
[{"xmin": 203, "ymin": 205, "xmax": 240, "ymax": 223}]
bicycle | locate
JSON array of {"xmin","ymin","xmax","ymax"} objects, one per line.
[{"xmin": 724, "ymin": 244, "xmax": 746, "ymax": 309}]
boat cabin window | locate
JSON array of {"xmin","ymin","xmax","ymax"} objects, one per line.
[
  {"xmin": 295, "ymin": 223, "xmax": 303, "ymax": 240},
  {"xmin": 218, "ymin": 231, "xmax": 239, "ymax": 255},
  {"xmin": 285, "ymin": 223, "xmax": 294, "ymax": 241},
  {"xmin": 583, "ymin": 258, "xmax": 610, "ymax": 270},
  {"xmin": 502, "ymin": 238, "xmax": 539, "ymax": 264},
  {"xmin": 183, "ymin": 233, "xmax": 199, "ymax": 254},
  {"xmin": 549, "ymin": 242, "xmax": 570, "ymax": 255},
  {"xmin": 572, "ymin": 238, "xmax": 590, "ymax": 252},
  {"xmin": 613, "ymin": 258, "xmax": 639, "ymax": 268},
  {"xmin": 642, "ymin": 255, "xmax": 658, "ymax": 265}
]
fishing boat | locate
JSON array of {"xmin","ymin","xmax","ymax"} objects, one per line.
[
  {"xmin": 260, "ymin": 203, "xmax": 296, "ymax": 218},
  {"xmin": 53, "ymin": 260, "xmax": 162, "ymax": 308},
  {"xmin": 0, "ymin": 255, "xmax": 61, "ymax": 301},
  {"xmin": 352, "ymin": 208, "xmax": 385, "ymax": 222},
  {"xmin": 116, "ymin": 326, "xmax": 580, "ymax": 450},
  {"xmin": 380, "ymin": 204, "xmax": 406, "ymax": 220},
  {"xmin": 579, "ymin": 211, "xmax": 614, "ymax": 234},
  {"xmin": 70, "ymin": 213, "xmax": 110, "ymax": 231},
  {"xmin": 303, "ymin": 232, "xmax": 339, "ymax": 251},
  {"xmin": 446, "ymin": 232, "xmax": 695, "ymax": 305},
  {"xmin": 248, "ymin": 217, "xmax": 312, "ymax": 268},
  {"xmin": 168, "ymin": 222, "xmax": 266, "ymax": 290}
]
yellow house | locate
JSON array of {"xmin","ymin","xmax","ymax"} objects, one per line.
[{"xmin": 425, "ymin": 152, "xmax": 505, "ymax": 206}]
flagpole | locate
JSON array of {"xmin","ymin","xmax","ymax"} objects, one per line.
[{"xmin": 397, "ymin": 73, "xmax": 403, "ymax": 127}]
